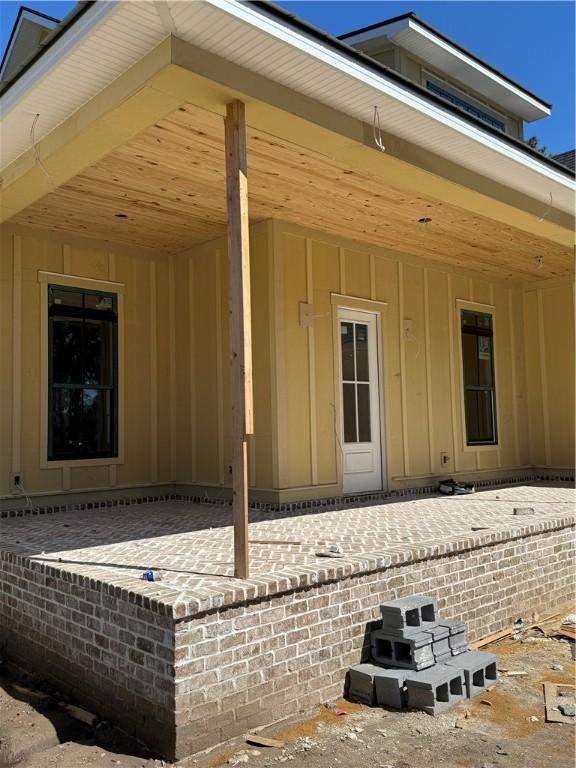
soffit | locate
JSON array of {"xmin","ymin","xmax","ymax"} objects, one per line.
[
  {"xmin": 11, "ymin": 103, "xmax": 572, "ymax": 282},
  {"xmin": 1, "ymin": 0, "xmax": 573, "ymax": 219}
]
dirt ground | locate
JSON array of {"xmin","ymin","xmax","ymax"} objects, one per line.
[{"xmin": 1, "ymin": 633, "xmax": 574, "ymax": 768}]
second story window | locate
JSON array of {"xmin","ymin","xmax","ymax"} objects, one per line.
[{"xmin": 425, "ymin": 77, "xmax": 506, "ymax": 132}]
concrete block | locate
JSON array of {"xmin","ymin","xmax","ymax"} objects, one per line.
[
  {"xmin": 438, "ymin": 618, "xmax": 465, "ymax": 636},
  {"xmin": 371, "ymin": 629, "xmax": 435, "ymax": 670},
  {"xmin": 433, "ymin": 638, "xmax": 451, "ymax": 660},
  {"xmin": 448, "ymin": 630, "xmax": 468, "ymax": 655},
  {"xmin": 373, "ymin": 668, "xmax": 407, "ymax": 709},
  {"xmin": 346, "ymin": 664, "xmax": 407, "ymax": 709},
  {"xmin": 380, "ymin": 596, "xmax": 438, "ymax": 634},
  {"xmin": 425, "ymin": 625, "xmax": 450, "ymax": 641},
  {"xmin": 405, "ymin": 664, "xmax": 466, "ymax": 715},
  {"xmin": 422, "ymin": 626, "xmax": 451, "ymax": 661},
  {"xmin": 445, "ymin": 650, "xmax": 498, "ymax": 698},
  {"xmin": 346, "ymin": 663, "xmax": 381, "ymax": 706}
]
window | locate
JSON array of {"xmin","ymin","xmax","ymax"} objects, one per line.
[
  {"xmin": 461, "ymin": 310, "xmax": 497, "ymax": 445},
  {"xmin": 340, "ymin": 320, "xmax": 371, "ymax": 443},
  {"xmin": 425, "ymin": 78, "xmax": 506, "ymax": 132},
  {"xmin": 48, "ymin": 284, "xmax": 118, "ymax": 460}
]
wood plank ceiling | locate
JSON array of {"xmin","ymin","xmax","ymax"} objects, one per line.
[{"xmin": 11, "ymin": 103, "xmax": 573, "ymax": 281}]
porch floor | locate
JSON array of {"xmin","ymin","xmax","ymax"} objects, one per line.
[{"xmin": 2, "ymin": 483, "xmax": 574, "ymax": 617}]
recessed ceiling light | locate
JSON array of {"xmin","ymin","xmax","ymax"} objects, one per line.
[
  {"xmin": 114, "ymin": 213, "xmax": 128, "ymax": 219},
  {"xmin": 418, "ymin": 217, "xmax": 432, "ymax": 224}
]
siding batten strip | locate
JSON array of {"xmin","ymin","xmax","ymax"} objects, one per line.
[
  {"xmin": 339, "ymin": 247, "xmax": 346, "ymax": 294},
  {"xmin": 490, "ymin": 283, "xmax": 501, "ymax": 468},
  {"xmin": 369, "ymin": 254, "xmax": 376, "ymax": 301},
  {"xmin": 12, "ymin": 235, "xmax": 22, "ymax": 477},
  {"xmin": 447, "ymin": 274, "xmax": 459, "ymax": 472},
  {"xmin": 423, "ymin": 269, "xmax": 434, "ymax": 474},
  {"xmin": 397, "ymin": 262, "xmax": 409, "ymax": 477},
  {"xmin": 537, "ymin": 289, "xmax": 552, "ymax": 466},
  {"xmin": 507, "ymin": 288, "xmax": 520, "ymax": 467},
  {"xmin": 268, "ymin": 224, "xmax": 280, "ymax": 489},
  {"xmin": 469, "ymin": 281, "xmax": 481, "ymax": 471},
  {"xmin": 306, "ymin": 238, "xmax": 318, "ymax": 486},
  {"xmin": 188, "ymin": 258, "xmax": 197, "ymax": 483},
  {"xmin": 273, "ymin": 227, "xmax": 287, "ymax": 489},
  {"xmin": 168, "ymin": 254, "xmax": 177, "ymax": 481},
  {"xmin": 215, "ymin": 250, "xmax": 225, "ymax": 486},
  {"xmin": 149, "ymin": 261, "xmax": 158, "ymax": 483}
]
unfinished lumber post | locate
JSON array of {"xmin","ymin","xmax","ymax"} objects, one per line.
[{"xmin": 225, "ymin": 99, "xmax": 253, "ymax": 579}]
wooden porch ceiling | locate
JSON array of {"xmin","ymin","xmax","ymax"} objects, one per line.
[{"xmin": 11, "ymin": 103, "xmax": 572, "ymax": 281}]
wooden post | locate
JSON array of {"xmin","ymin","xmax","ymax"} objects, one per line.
[{"xmin": 225, "ymin": 100, "xmax": 253, "ymax": 579}]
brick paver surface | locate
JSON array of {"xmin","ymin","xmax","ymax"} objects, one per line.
[{"xmin": 1, "ymin": 483, "xmax": 573, "ymax": 612}]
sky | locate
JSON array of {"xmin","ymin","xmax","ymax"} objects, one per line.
[{"xmin": 0, "ymin": 0, "xmax": 574, "ymax": 154}]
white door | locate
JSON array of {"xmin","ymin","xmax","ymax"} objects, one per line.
[{"xmin": 338, "ymin": 308, "xmax": 383, "ymax": 494}]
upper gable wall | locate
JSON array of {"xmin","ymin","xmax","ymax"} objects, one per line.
[{"xmin": 355, "ymin": 40, "xmax": 524, "ymax": 139}]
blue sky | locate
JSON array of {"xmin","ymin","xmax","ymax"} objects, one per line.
[{"xmin": 1, "ymin": 1, "xmax": 574, "ymax": 153}]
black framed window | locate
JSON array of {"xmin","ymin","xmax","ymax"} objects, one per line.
[
  {"xmin": 425, "ymin": 80, "xmax": 506, "ymax": 132},
  {"xmin": 461, "ymin": 310, "xmax": 497, "ymax": 446},
  {"xmin": 48, "ymin": 285, "xmax": 118, "ymax": 460}
]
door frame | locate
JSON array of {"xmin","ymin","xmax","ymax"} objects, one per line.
[{"xmin": 331, "ymin": 294, "xmax": 388, "ymax": 495}]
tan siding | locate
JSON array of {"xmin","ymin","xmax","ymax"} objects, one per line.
[
  {"xmin": 523, "ymin": 289, "xmax": 547, "ymax": 466},
  {"xmin": 534, "ymin": 283, "xmax": 575, "ymax": 468},
  {"xmin": 1, "ymin": 225, "xmax": 171, "ymax": 499},
  {"xmin": 173, "ymin": 221, "xmax": 275, "ymax": 493},
  {"xmin": 115, "ymin": 251, "xmax": 153, "ymax": 488},
  {"xmin": 0, "ymin": 218, "xmax": 571, "ymax": 503},
  {"xmin": 426, "ymin": 269, "xmax": 453, "ymax": 474},
  {"xmin": 311, "ymin": 239, "xmax": 340, "ymax": 486},
  {"xmin": 272, "ymin": 221, "xmax": 549, "ymax": 495},
  {"xmin": 403, "ymin": 264, "xmax": 430, "ymax": 475},
  {"xmin": 281, "ymin": 232, "xmax": 312, "ymax": 488},
  {"xmin": 0, "ymin": 229, "xmax": 13, "ymax": 494}
]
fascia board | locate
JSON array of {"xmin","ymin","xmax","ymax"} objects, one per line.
[
  {"xmin": 404, "ymin": 19, "xmax": 550, "ymax": 120},
  {"xmin": 207, "ymin": 0, "xmax": 572, "ymax": 192}
]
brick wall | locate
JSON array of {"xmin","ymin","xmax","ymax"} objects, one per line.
[
  {"xmin": 0, "ymin": 552, "xmax": 178, "ymax": 756},
  {"xmin": 1, "ymin": 521, "xmax": 574, "ymax": 760},
  {"xmin": 172, "ymin": 523, "xmax": 574, "ymax": 758}
]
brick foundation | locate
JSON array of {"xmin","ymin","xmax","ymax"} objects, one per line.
[{"xmin": 1, "ymin": 515, "xmax": 573, "ymax": 760}]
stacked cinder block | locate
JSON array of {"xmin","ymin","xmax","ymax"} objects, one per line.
[{"xmin": 347, "ymin": 595, "xmax": 497, "ymax": 715}]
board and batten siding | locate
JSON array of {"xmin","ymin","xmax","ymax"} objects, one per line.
[
  {"xmin": 0, "ymin": 225, "xmax": 175, "ymax": 499},
  {"xmin": 523, "ymin": 281, "xmax": 575, "ymax": 471},
  {"xmin": 271, "ymin": 220, "xmax": 573, "ymax": 497},
  {"xmin": 0, "ymin": 219, "xmax": 573, "ymax": 503},
  {"xmin": 173, "ymin": 221, "xmax": 275, "ymax": 497}
]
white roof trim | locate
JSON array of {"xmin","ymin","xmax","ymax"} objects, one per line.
[
  {"xmin": 344, "ymin": 16, "xmax": 551, "ymax": 122},
  {"xmin": 0, "ymin": 8, "xmax": 59, "ymax": 82},
  {"xmin": 0, "ymin": 0, "xmax": 573, "ymax": 216}
]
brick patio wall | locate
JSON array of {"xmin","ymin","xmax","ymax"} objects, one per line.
[
  {"xmin": 172, "ymin": 521, "xmax": 574, "ymax": 757},
  {"xmin": 0, "ymin": 555, "xmax": 178, "ymax": 754},
  {"xmin": 1, "ymin": 518, "xmax": 574, "ymax": 760}
]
